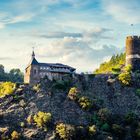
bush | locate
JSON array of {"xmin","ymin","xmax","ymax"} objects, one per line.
[
  {"xmin": 0, "ymin": 82, "xmax": 16, "ymax": 98},
  {"xmin": 88, "ymin": 125, "xmax": 97, "ymax": 135},
  {"xmin": 68, "ymin": 87, "xmax": 79, "ymax": 101},
  {"xmin": 118, "ymin": 72, "xmax": 131, "ymax": 86},
  {"xmin": 123, "ymin": 65, "xmax": 132, "ymax": 73},
  {"xmin": 78, "ymin": 96, "xmax": 92, "ymax": 110},
  {"xmin": 98, "ymin": 108, "xmax": 110, "ymax": 122},
  {"xmin": 56, "ymin": 123, "xmax": 75, "ymax": 140},
  {"xmin": 33, "ymin": 84, "xmax": 41, "ymax": 92},
  {"xmin": 118, "ymin": 65, "xmax": 132, "ymax": 86},
  {"xmin": 33, "ymin": 111, "xmax": 52, "ymax": 128},
  {"xmin": 100, "ymin": 123, "xmax": 110, "ymax": 131},
  {"xmin": 11, "ymin": 131, "xmax": 20, "ymax": 140}
]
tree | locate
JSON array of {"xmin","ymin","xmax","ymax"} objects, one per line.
[
  {"xmin": 8, "ymin": 69, "xmax": 24, "ymax": 83},
  {"xmin": 0, "ymin": 65, "xmax": 4, "ymax": 74},
  {"xmin": 0, "ymin": 64, "xmax": 7, "ymax": 81}
]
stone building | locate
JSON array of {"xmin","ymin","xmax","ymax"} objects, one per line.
[
  {"xmin": 126, "ymin": 36, "xmax": 140, "ymax": 71},
  {"xmin": 24, "ymin": 51, "xmax": 76, "ymax": 84}
]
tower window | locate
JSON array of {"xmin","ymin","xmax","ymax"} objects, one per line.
[{"xmin": 34, "ymin": 69, "xmax": 37, "ymax": 75}]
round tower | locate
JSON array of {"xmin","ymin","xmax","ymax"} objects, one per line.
[{"xmin": 126, "ymin": 36, "xmax": 140, "ymax": 71}]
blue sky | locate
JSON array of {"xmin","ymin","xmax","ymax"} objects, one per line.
[{"xmin": 0, "ymin": 0, "xmax": 140, "ymax": 72}]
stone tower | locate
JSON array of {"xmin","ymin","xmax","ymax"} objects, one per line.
[
  {"xmin": 24, "ymin": 51, "xmax": 40, "ymax": 85},
  {"xmin": 126, "ymin": 36, "xmax": 140, "ymax": 71}
]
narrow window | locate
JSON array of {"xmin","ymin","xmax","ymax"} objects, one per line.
[{"xmin": 34, "ymin": 69, "xmax": 37, "ymax": 75}]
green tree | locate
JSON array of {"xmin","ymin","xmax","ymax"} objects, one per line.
[
  {"xmin": 9, "ymin": 69, "xmax": 24, "ymax": 83},
  {"xmin": 0, "ymin": 64, "xmax": 7, "ymax": 81}
]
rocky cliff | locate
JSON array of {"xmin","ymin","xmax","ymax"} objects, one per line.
[{"xmin": 0, "ymin": 74, "xmax": 140, "ymax": 140}]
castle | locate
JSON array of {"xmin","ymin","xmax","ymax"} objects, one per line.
[
  {"xmin": 126, "ymin": 36, "xmax": 140, "ymax": 71},
  {"xmin": 24, "ymin": 51, "xmax": 76, "ymax": 84},
  {"xmin": 24, "ymin": 36, "xmax": 140, "ymax": 84}
]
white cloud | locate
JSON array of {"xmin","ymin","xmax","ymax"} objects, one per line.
[
  {"xmin": 102, "ymin": 0, "xmax": 140, "ymax": 24},
  {"xmin": 9, "ymin": 14, "xmax": 34, "ymax": 24},
  {"xmin": 0, "ymin": 13, "xmax": 34, "ymax": 29},
  {"xmin": 0, "ymin": 23, "xmax": 5, "ymax": 29},
  {"xmin": 35, "ymin": 37, "xmax": 121, "ymax": 72},
  {"xmin": 34, "ymin": 27, "xmax": 112, "ymax": 45}
]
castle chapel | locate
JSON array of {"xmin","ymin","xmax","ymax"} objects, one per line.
[{"xmin": 24, "ymin": 51, "xmax": 76, "ymax": 84}]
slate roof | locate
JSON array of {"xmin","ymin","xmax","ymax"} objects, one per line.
[
  {"xmin": 39, "ymin": 63, "xmax": 75, "ymax": 70},
  {"xmin": 26, "ymin": 58, "xmax": 75, "ymax": 71},
  {"xmin": 31, "ymin": 58, "xmax": 39, "ymax": 65}
]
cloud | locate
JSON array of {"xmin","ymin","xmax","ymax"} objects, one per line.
[
  {"xmin": 0, "ymin": 23, "xmax": 5, "ymax": 29},
  {"xmin": 102, "ymin": 0, "xmax": 140, "ymax": 24},
  {"xmin": 0, "ymin": 57, "xmax": 13, "ymax": 61},
  {"xmin": 9, "ymin": 14, "xmax": 34, "ymax": 24},
  {"xmin": 36, "ymin": 32, "xmax": 82, "ymax": 38},
  {"xmin": 0, "ymin": 13, "xmax": 34, "ymax": 29},
  {"xmin": 34, "ymin": 27, "xmax": 112, "ymax": 42},
  {"xmin": 36, "ymin": 37, "xmax": 121, "ymax": 72}
]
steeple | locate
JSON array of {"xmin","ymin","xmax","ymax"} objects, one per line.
[
  {"xmin": 28, "ymin": 48, "xmax": 38, "ymax": 66},
  {"xmin": 32, "ymin": 47, "xmax": 35, "ymax": 59}
]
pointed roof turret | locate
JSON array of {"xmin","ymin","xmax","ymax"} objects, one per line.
[
  {"xmin": 25, "ymin": 49, "xmax": 38, "ymax": 69},
  {"xmin": 32, "ymin": 50, "xmax": 35, "ymax": 59},
  {"xmin": 30, "ymin": 49, "xmax": 38, "ymax": 65}
]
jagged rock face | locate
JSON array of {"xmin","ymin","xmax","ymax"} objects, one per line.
[
  {"xmin": 0, "ymin": 75, "xmax": 140, "ymax": 139},
  {"xmin": 0, "ymin": 86, "xmax": 90, "ymax": 126},
  {"xmin": 85, "ymin": 74, "xmax": 140, "ymax": 115}
]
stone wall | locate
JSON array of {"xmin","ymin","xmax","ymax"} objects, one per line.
[{"xmin": 75, "ymin": 74, "xmax": 140, "ymax": 116}]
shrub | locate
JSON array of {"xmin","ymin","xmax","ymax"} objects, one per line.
[
  {"xmin": 88, "ymin": 125, "xmax": 97, "ymax": 135},
  {"xmin": 33, "ymin": 111, "xmax": 52, "ymax": 128},
  {"xmin": 78, "ymin": 96, "xmax": 92, "ymax": 110},
  {"xmin": 123, "ymin": 65, "xmax": 132, "ymax": 73},
  {"xmin": 118, "ymin": 72, "xmax": 131, "ymax": 86},
  {"xmin": 56, "ymin": 123, "xmax": 75, "ymax": 140},
  {"xmin": 11, "ymin": 131, "xmax": 20, "ymax": 140},
  {"xmin": 98, "ymin": 108, "xmax": 110, "ymax": 122},
  {"xmin": 0, "ymin": 82, "xmax": 16, "ymax": 98},
  {"xmin": 100, "ymin": 123, "xmax": 110, "ymax": 131},
  {"xmin": 33, "ymin": 84, "xmax": 41, "ymax": 92},
  {"xmin": 68, "ymin": 87, "xmax": 79, "ymax": 101},
  {"xmin": 118, "ymin": 65, "xmax": 132, "ymax": 86}
]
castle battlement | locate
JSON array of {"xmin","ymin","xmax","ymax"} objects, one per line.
[{"xmin": 126, "ymin": 36, "xmax": 140, "ymax": 40}]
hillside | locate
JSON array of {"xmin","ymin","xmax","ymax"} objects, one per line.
[
  {"xmin": 0, "ymin": 74, "xmax": 140, "ymax": 140},
  {"xmin": 95, "ymin": 53, "xmax": 125, "ymax": 74}
]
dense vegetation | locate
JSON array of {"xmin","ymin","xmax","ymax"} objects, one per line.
[
  {"xmin": 95, "ymin": 53, "xmax": 125, "ymax": 74},
  {"xmin": 0, "ymin": 64, "xmax": 24, "ymax": 83}
]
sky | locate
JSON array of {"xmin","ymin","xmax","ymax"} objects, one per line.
[{"xmin": 0, "ymin": 0, "xmax": 140, "ymax": 73}]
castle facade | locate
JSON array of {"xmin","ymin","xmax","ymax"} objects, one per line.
[{"xmin": 24, "ymin": 51, "xmax": 76, "ymax": 84}]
